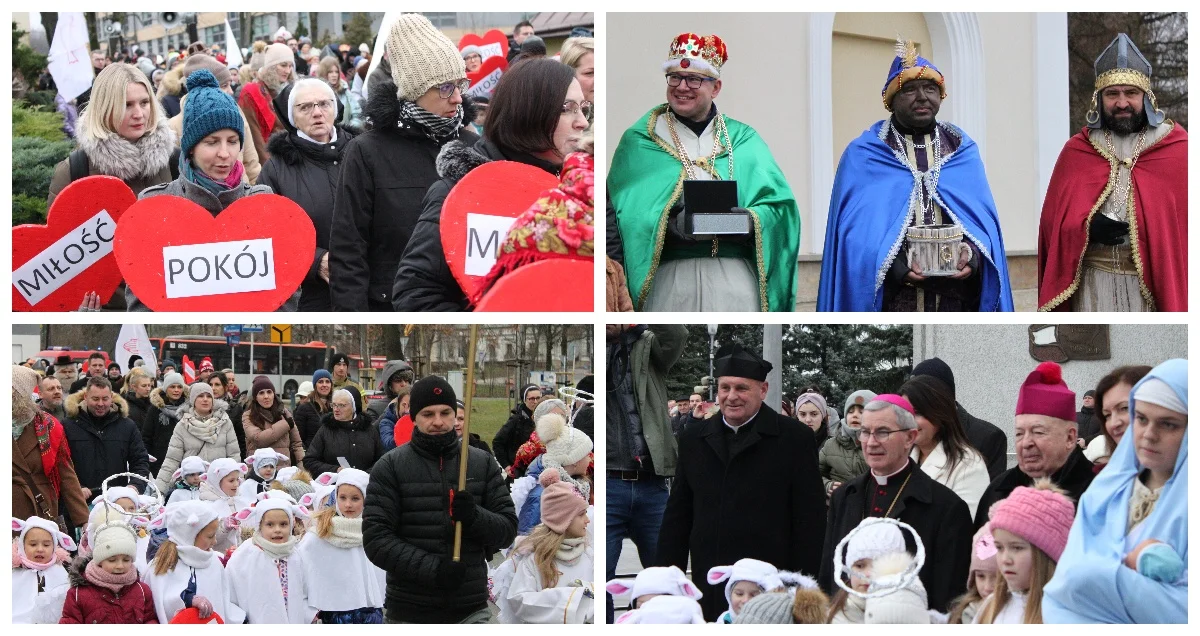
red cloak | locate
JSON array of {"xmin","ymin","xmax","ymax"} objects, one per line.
[{"xmin": 1038, "ymin": 123, "xmax": 1187, "ymax": 311}]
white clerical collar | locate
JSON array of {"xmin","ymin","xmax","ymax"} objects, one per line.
[
  {"xmin": 871, "ymin": 461, "xmax": 909, "ymax": 485},
  {"xmin": 298, "ymin": 128, "xmax": 338, "ymax": 144},
  {"xmin": 722, "ymin": 408, "xmax": 761, "ymax": 434}
]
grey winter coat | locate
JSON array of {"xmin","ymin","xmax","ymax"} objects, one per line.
[
  {"xmin": 154, "ymin": 399, "xmax": 240, "ymax": 492},
  {"xmin": 819, "ymin": 431, "xmax": 868, "ymax": 495}
]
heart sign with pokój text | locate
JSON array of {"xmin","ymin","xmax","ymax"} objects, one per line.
[
  {"xmin": 12, "ymin": 176, "xmax": 138, "ymax": 311},
  {"xmin": 440, "ymin": 161, "xmax": 559, "ymax": 299},
  {"xmin": 113, "ymin": 193, "xmax": 315, "ymax": 311},
  {"xmin": 465, "ymin": 56, "xmax": 508, "ymax": 99},
  {"xmin": 474, "ymin": 259, "xmax": 593, "ymax": 312},
  {"xmin": 458, "ymin": 30, "xmax": 509, "ymax": 61}
]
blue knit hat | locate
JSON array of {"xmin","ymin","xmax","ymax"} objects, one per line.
[
  {"xmin": 313, "ymin": 369, "xmax": 333, "ymax": 384},
  {"xmin": 181, "ymin": 69, "xmax": 244, "ymax": 157}
]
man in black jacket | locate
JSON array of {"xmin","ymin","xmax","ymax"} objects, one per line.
[
  {"xmin": 911, "ymin": 357, "xmax": 1009, "ymax": 480},
  {"xmin": 62, "ymin": 377, "xmax": 150, "ymax": 500},
  {"xmin": 364, "ymin": 376, "xmax": 516, "ymax": 623},
  {"xmin": 657, "ymin": 343, "xmax": 826, "ymax": 622},
  {"xmin": 68, "ymin": 352, "xmax": 107, "ymax": 393},
  {"xmin": 1075, "ymin": 389, "xmax": 1101, "ymax": 442},
  {"xmin": 819, "ymin": 395, "xmax": 973, "ymax": 613}
]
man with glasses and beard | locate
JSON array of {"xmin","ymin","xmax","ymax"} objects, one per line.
[
  {"xmin": 818, "ymin": 37, "xmax": 1013, "ymax": 312},
  {"xmin": 1038, "ymin": 33, "xmax": 1187, "ymax": 312},
  {"xmin": 609, "ymin": 33, "xmax": 800, "ymax": 312}
]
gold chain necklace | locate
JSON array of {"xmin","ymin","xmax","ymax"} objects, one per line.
[
  {"xmin": 1104, "ymin": 129, "xmax": 1147, "ymax": 211},
  {"xmin": 666, "ymin": 109, "xmax": 736, "ymax": 257},
  {"xmin": 864, "ymin": 470, "xmax": 913, "ymax": 521}
]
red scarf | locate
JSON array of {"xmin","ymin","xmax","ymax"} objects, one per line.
[
  {"xmin": 33, "ymin": 411, "xmax": 69, "ymax": 498},
  {"xmin": 241, "ymin": 82, "xmax": 277, "ymax": 136},
  {"xmin": 1038, "ymin": 124, "xmax": 1188, "ymax": 311}
]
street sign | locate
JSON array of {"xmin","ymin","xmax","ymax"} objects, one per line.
[
  {"xmin": 226, "ymin": 334, "xmax": 240, "ymax": 346},
  {"xmin": 222, "ymin": 324, "xmax": 240, "ymax": 336},
  {"xmin": 242, "ymin": 324, "xmax": 264, "ymax": 333},
  {"xmin": 270, "ymin": 324, "xmax": 292, "ymax": 344}
]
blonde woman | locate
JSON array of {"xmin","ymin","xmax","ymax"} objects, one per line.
[
  {"xmin": 559, "ymin": 37, "xmax": 595, "ymax": 105},
  {"xmin": 47, "ymin": 63, "xmax": 176, "ymax": 206}
]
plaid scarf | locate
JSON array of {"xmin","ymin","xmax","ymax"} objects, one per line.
[
  {"xmin": 32, "ymin": 411, "xmax": 69, "ymax": 498},
  {"xmin": 398, "ymin": 101, "xmax": 463, "ymax": 142}
]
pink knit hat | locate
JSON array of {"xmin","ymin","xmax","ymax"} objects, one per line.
[
  {"xmin": 540, "ymin": 481, "xmax": 588, "ymax": 534},
  {"xmin": 988, "ymin": 482, "xmax": 1075, "ymax": 562},
  {"xmin": 968, "ymin": 522, "xmax": 998, "ymax": 584},
  {"xmin": 1015, "ymin": 361, "xmax": 1076, "ymax": 422}
]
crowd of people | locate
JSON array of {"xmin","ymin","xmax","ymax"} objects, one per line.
[
  {"xmin": 605, "ymin": 325, "xmax": 1187, "ymax": 623},
  {"xmin": 43, "ymin": 15, "xmax": 595, "ymax": 312},
  {"xmin": 13, "ymin": 353, "xmax": 597, "ymax": 623}
]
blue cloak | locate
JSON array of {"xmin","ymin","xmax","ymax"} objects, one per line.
[
  {"xmin": 816, "ymin": 121, "xmax": 1014, "ymax": 311},
  {"xmin": 1043, "ymin": 359, "xmax": 1188, "ymax": 623}
]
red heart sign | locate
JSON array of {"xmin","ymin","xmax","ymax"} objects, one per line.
[
  {"xmin": 466, "ymin": 56, "xmax": 508, "ymax": 99},
  {"xmin": 440, "ymin": 161, "xmax": 559, "ymax": 298},
  {"xmin": 475, "ymin": 259, "xmax": 593, "ymax": 312},
  {"xmin": 458, "ymin": 29, "xmax": 509, "ymax": 61},
  {"xmin": 12, "ymin": 176, "xmax": 138, "ymax": 311},
  {"xmin": 113, "ymin": 193, "xmax": 316, "ymax": 311}
]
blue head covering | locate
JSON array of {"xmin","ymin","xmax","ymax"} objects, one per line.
[
  {"xmin": 881, "ymin": 38, "xmax": 946, "ymax": 111},
  {"xmin": 1042, "ymin": 358, "xmax": 1187, "ymax": 623}
]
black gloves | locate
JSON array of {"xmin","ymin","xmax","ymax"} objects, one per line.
[
  {"xmin": 449, "ymin": 489, "xmax": 477, "ymax": 526},
  {"xmin": 435, "ymin": 558, "xmax": 467, "ymax": 590},
  {"xmin": 1091, "ymin": 214, "xmax": 1129, "ymax": 246}
]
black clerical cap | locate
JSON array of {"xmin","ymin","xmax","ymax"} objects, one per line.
[{"xmin": 714, "ymin": 343, "xmax": 772, "ymax": 381}]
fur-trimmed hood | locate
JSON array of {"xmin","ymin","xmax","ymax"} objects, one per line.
[
  {"xmin": 265, "ymin": 126, "xmax": 356, "ymax": 166},
  {"xmin": 156, "ymin": 65, "xmax": 184, "ymax": 99},
  {"xmin": 149, "ymin": 386, "xmax": 190, "ymax": 410},
  {"xmin": 67, "ymin": 552, "xmax": 92, "ymax": 587},
  {"xmin": 363, "ymin": 76, "xmax": 478, "ymax": 135},
  {"xmin": 75, "ymin": 113, "xmax": 177, "ymax": 181},
  {"xmin": 65, "ymin": 390, "xmax": 129, "ymax": 419}
]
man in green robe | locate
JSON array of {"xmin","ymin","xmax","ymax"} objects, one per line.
[{"xmin": 609, "ymin": 32, "xmax": 800, "ymax": 312}]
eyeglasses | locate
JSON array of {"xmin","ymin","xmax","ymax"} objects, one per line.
[
  {"xmin": 296, "ymin": 99, "xmax": 335, "ymax": 115},
  {"xmin": 666, "ymin": 73, "xmax": 715, "ymax": 90},
  {"xmin": 563, "ymin": 100, "xmax": 593, "ymax": 119},
  {"xmin": 332, "ymin": 402, "xmax": 353, "ymax": 409},
  {"xmin": 437, "ymin": 79, "xmax": 472, "ymax": 99},
  {"xmin": 857, "ymin": 428, "xmax": 906, "ymax": 442}
]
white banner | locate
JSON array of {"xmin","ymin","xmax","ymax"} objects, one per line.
[
  {"xmin": 115, "ymin": 324, "xmax": 157, "ymax": 376},
  {"xmin": 478, "ymin": 42, "xmax": 503, "ymax": 60},
  {"xmin": 224, "ymin": 21, "xmax": 243, "ymax": 67},
  {"xmin": 464, "ymin": 213, "xmax": 517, "ymax": 276},
  {"xmin": 47, "ymin": 12, "xmax": 94, "ymax": 102},
  {"xmin": 162, "ymin": 238, "xmax": 277, "ymax": 298},
  {"xmin": 12, "ymin": 210, "xmax": 117, "ymax": 306}
]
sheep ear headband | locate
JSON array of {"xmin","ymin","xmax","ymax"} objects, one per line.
[
  {"xmin": 233, "ymin": 493, "xmax": 310, "ymax": 529},
  {"xmin": 315, "ymin": 469, "xmax": 369, "ymax": 512},
  {"xmin": 606, "ymin": 565, "xmax": 703, "ymax": 601},
  {"xmin": 173, "ymin": 457, "xmax": 212, "ymax": 481},
  {"xmin": 203, "ymin": 459, "xmax": 248, "ymax": 485},
  {"xmin": 12, "ymin": 516, "xmax": 78, "ymax": 552}
]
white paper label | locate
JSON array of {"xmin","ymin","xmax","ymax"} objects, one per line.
[
  {"xmin": 464, "ymin": 213, "xmax": 518, "ymax": 276},
  {"xmin": 1031, "ymin": 326, "xmax": 1057, "ymax": 346},
  {"xmin": 465, "ymin": 68, "xmax": 504, "ymax": 98},
  {"xmin": 12, "ymin": 210, "xmax": 117, "ymax": 305},
  {"xmin": 479, "ymin": 43, "xmax": 503, "ymax": 60},
  {"xmin": 163, "ymin": 238, "xmax": 276, "ymax": 298}
]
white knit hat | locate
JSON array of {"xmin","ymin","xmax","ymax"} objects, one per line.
[
  {"xmin": 616, "ymin": 595, "xmax": 706, "ymax": 624},
  {"xmin": 707, "ymin": 558, "xmax": 782, "ymax": 615},
  {"xmin": 386, "ymin": 13, "xmax": 466, "ymax": 101},
  {"xmin": 606, "ymin": 565, "xmax": 703, "ymax": 605},
  {"xmin": 537, "ymin": 413, "xmax": 593, "ymax": 468},
  {"xmin": 863, "ymin": 552, "xmax": 930, "ymax": 624},
  {"xmin": 260, "ymin": 42, "xmax": 294, "ymax": 72},
  {"xmin": 92, "ymin": 519, "xmax": 139, "ymax": 563},
  {"xmin": 845, "ymin": 517, "xmax": 907, "ymax": 567}
]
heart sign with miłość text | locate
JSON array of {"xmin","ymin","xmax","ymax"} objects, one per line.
[
  {"xmin": 113, "ymin": 193, "xmax": 315, "ymax": 311},
  {"xmin": 12, "ymin": 176, "xmax": 138, "ymax": 311},
  {"xmin": 440, "ymin": 161, "xmax": 558, "ymax": 299},
  {"xmin": 458, "ymin": 30, "xmax": 509, "ymax": 61},
  {"xmin": 465, "ymin": 56, "xmax": 507, "ymax": 99}
]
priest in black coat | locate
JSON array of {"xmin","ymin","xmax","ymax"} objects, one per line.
[
  {"xmin": 655, "ymin": 343, "xmax": 826, "ymax": 622},
  {"xmin": 818, "ymin": 394, "xmax": 973, "ymax": 613}
]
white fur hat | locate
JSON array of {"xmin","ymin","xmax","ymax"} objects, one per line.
[
  {"xmin": 174, "ymin": 456, "xmax": 210, "ymax": 481},
  {"xmin": 606, "ymin": 565, "xmax": 703, "ymax": 605},
  {"xmin": 617, "ymin": 595, "xmax": 706, "ymax": 624},
  {"xmin": 308, "ymin": 469, "xmax": 369, "ymax": 514},
  {"xmin": 864, "ymin": 552, "xmax": 930, "ymax": 624},
  {"xmin": 537, "ymin": 413, "xmax": 593, "ymax": 468},
  {"xmin": 707, "ymin": 558, "xmax": 782, "ymax": 615},
  {"xmin": 155, "ymin": 500, "xmax": 223, "ymax": 547},
  {"xmin": 233, "ymin": 492, "xmax": 309, "ymax": 529},
  {"xmin": 276, "ymin": 466, "xmax": 301, "ymax": 481},
  {"xmin": 204, "ymin": 458, "xmax": 248, "ymax": 485},
  {"xmin": 845, "ymin": 517, "xmax": 907, "ymax": 567},
  {"xmin": 247, "ymin": 448, "xmax": 288, "ymax": 468},
  {"xmin": 12, "ymin": 516, "xmax": 77, "ymax": 556}
]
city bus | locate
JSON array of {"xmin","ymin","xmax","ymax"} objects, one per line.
[{"xmin": 153, "ymin": 336, "xmax": 362, "ymax": 399}]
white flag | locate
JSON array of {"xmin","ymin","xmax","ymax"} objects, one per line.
[
  {"xmin": 224, "ymin": 21, "xmax": 243, "ymax": 67},
  {"xmin": 47, "ymin": 12, "xmax": 94, "ymax": 102},
  {"xmin": 364, "ymin": 12, "xmax": 401, "ymax": 102},
  {"xmin": 115, "ymin": 324, "xmax": 157, "ymax": 376}
]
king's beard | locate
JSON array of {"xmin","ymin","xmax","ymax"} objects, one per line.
[{"xmin": 1101, "ymin": 105, "xmax": 1148, "ymax": 135}]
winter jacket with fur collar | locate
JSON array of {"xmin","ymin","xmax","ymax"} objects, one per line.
[
  {"xmin": 60, "ymin": 555, "xmax": 158, "ymax": 624},
  {"xmin": 328, "ymin": 76, "xmax": 480, "ymax": 311},
  {"xmin": 48, "ymin": 112, "xmax": 178, "ymax": 207},
  {"xmin": 391, "ymin": 137, "xmax": 561, "ymax": 311},
  {"xmin": 62, "ymin": 391, "xmax": 149, "ymax": 500},
  {"xmin": 155, "ymin": 399, "xmax": 241, "ymax": 493}
]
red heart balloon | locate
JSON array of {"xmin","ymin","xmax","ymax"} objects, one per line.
[
  {"xmin": 113, "ymin": 193, "xmax": 315, "ymax": 311},
  {"xmin": 465, "ymin": 56, "xmax": 508, "ymax": 99},
  {"xmin": 475, "ymin": 259, "xmax": 593, "ymax": 312},
  {"xmin": 12, "ymin": 176, "xmax": 138, "ymax": 311},
  {"xmin": 458, "ymin": 29, "xmax": 509, "ymax": 61},
  {"xmin": 440, "ymin": 161, "xmax": 559, "ymax": 298}
]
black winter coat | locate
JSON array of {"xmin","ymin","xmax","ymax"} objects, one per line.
[
  {"xmin": 491, "ymin": 405, "xmax": 535, "ymax": 470},
  {"xmin": 292, "ymin": 400, "xmax": 328, "ymax": 449},
  {"xmin": 123, "ymin": 393, "xmax": 152, "ymax": 440},
  {"xmin": 656, "ymin": 406, "xmax": 827, "ymax": 621},
  {"xmin": 391, "ymin": 137, "xmax": 562, "ymax": 311},
  {"xmin": 363, "ymin": 429, "xmax": 517, "ymax": 623},
  {"xmin": 258, "ymin": 127, "xmax": 356, "ymax": 311},
  {"xmin": 141, "ymin": 387, "xmax": 188, "ymax": 479},
  {"xmin": 818, "ymin": 460, "xmax": 973, "ymax": 613},
  {"xmin": 62, "ymin": 395, "xmax": 150, "ymax": 499},
  {"xmin": 958, "ymin": 403, "xmax": 1008, "ymax": 481},
  {"xmin": 303, "ymin": 411, "xmax": 384, "ymax": 475},
  {"xmin": 328, "ymin": 77, "xmax": 479, "ymax": 310},
  {"xmin": 974, "ymin": 446, "xmax": 1095, "ymax": 528},
  {"xmin": 573, "ymin": 405, "xmax": 595, "ymax": 443}
]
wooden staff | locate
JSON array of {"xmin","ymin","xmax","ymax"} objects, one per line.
[{"xmin": 453, "ymin": 324, "xmax": 480, "ymax": 561}]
